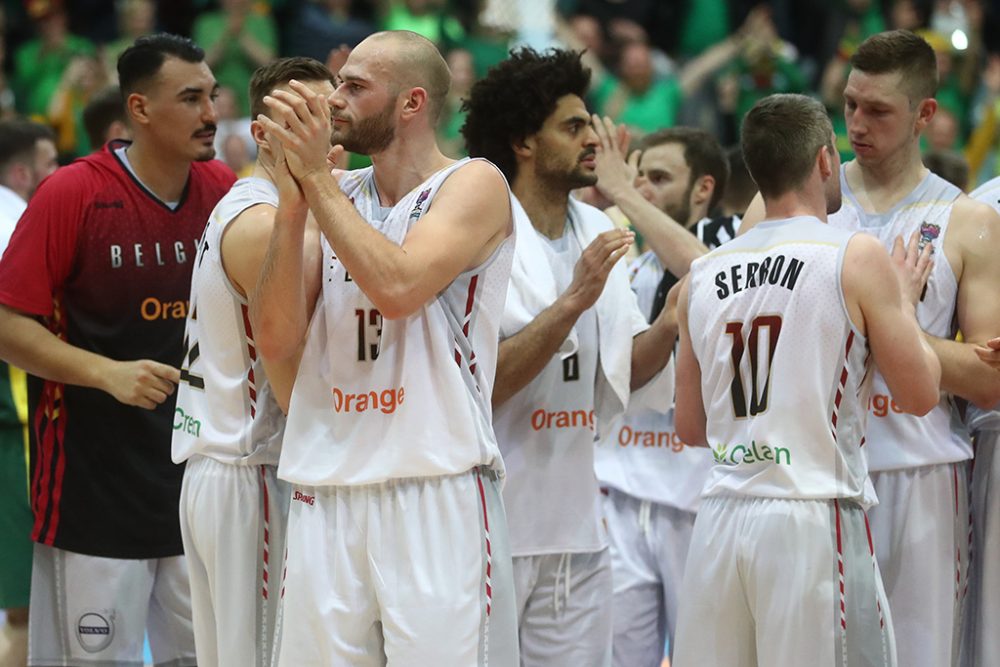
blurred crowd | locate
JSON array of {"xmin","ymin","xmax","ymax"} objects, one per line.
[{"xmin": 2, "ymin": 0, "xmax": 1000, "ymax": 188}]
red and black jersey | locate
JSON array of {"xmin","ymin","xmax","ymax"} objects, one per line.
[{"xmin": 0, "ymin": 140, "xmax": 235, "ymax": 558}]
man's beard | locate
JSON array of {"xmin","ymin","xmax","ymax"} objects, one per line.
[
  {"xmin": 663, "ymin": 182, "xmax": 694, "ymax": 227},
  {"xmin": 334, "ymin": 102, "xmax": 396, "ymax": 155},
  {"xmin": 538, "ymin": 147, "xmax": 598, "ymax": 192}
]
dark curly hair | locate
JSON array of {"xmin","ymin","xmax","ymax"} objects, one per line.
[{"xmin": 461, "ymin": 47, "xmax": 591, "ymax": 182}]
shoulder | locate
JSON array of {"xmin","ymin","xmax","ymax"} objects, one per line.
[
  {"xmin": 948, "ymin": 194, "xmax": 1000, "ymax": 250},
  {"xmin": 437, "ymin": 159, "xmax": 510, "ymax": 204},
  {"xmin": 30, "ymin": 155, "xmax": 109, "ymax": 206}
]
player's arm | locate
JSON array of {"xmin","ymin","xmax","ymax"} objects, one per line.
[
  {"xmin": 843, "ymin": 232, "xmax": 940, "ymax": 415},
  {"xmin": 260, "ymin": 82, "xmax": 510, "ymax": 320},
  {"xmin": 629, "ymin": 279, "xmax": 679, "ymax": 390},
  {"xmin": 925, "ymin": 198, "xmax": 1000, "ymax": 409},
  {"xmin": 673, "ymin": 277, "xmax": 707, "ymax": 446},
  {"xmin": 249, "ymin": 140, "xmax": 323, "ymax": 411},
  {"xmin": 0, "ymin": 171, "xmax": 178, "ymax": 410},
  {"xmin": 592, "ymin": 115, "xmax": 708, "ymax": 277},
  {"xmin": 735, "ymin": 192, "xmax": 766, "ymax": 236},
  {"xmin": 0, "ymin": 306, "xmax": 179, "ymax": 410},
  {"xmin": 493, "ymin": 229, "xmax": 633, "ymax": 408},
  {"xmin": 225, "ymin": 202, "xmax": 321, "ymax": 413}
]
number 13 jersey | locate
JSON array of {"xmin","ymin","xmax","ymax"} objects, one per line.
[
  {"xmin": 687, "ymin": 217, "xmax": 873, "ymax": 502},
  {"xmin": 278, "ymin": 159, "xmax": 515, "ymax": 487}
]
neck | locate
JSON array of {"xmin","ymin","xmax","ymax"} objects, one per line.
[
  {"xmin": 125, "ymin": 140, "xmax": 193, "ymax": 203},
  {"xmin": 846, "ymin": 141, "xmax": 927, "ymax": 212},
  {"xmin": 250, "ymin": 158, "xmax": 274, "ymax": 184},
  {"xmin": 762, "ymin": 188, "xmax": 828, "ymax": 224},
  {"xmin": 368, "ymin": 131, "xmax": 453, "ymax": 206},
  {"xmin": 512, "ymin": 176, "xmax": 570, "ymax": 239}
]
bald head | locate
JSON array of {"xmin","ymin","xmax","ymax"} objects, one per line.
[{"xmin": 356, "ymin": 31, "xmax": 451, "ymax": 124}]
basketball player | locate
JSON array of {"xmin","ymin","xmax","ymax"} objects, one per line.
[
  {"xmin": 0, "ymin": 34, "xmax": 234, "ymax": 665},
  {"xmin": 960, "ymin": 176, "xmax": 1000, "ymax": 667},
  {"xmin": 740, "ymin": 31, "xmax": 1000, "ymax": 666},
  {"xmin": 672, "ymin": 92, "xmax": 941, "ymax": 667},
  {"xmin": 171, "ymin": 57, "xmax": 333, "ymax": 667},
  {"xmin": 0, "ymin": 119, "xmax": 57, "ymax": 667},
  {"xmin": 253, "ymin": 31, "xmax": 518, "ymax": 665},
  {"xmin": 590, "ymin": 124, "xmax": 732, "ymax": 665},
  {"xmin": 462, "ymin": 47, "xmax": 676, "ymax": 667}
]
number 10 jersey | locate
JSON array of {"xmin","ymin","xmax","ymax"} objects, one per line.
[{"xmin": 687, "ymin": 217, "xmax": 873, "ymax": 503}]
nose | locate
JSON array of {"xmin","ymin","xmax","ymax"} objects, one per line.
[
  {"xmin": 583, "ymin": 124, "xmax": 599, "ymax": 147},
  {"xmin": 328, "ymin": 89, "xmax": 346, "ymax": 110},
  {"xmin": 203, "ymin": 96, "xmax": 219, "ymax": 124}
]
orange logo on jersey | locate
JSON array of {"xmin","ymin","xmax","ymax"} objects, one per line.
[
  {"xmin": 332, "ymin": 386, "xmax": 404, "ymax": 414},
  {"xmin": 530, "ymin": 408, "xmax": 595, "ymax": 431},
  {"xmin": 868, "ymin": 393, "xmax": 903, "ymax": 418},
  {"xmin": 141, "ymin": 297, "xmax": 189, "ymax": 321},
  {"xmin": 617, "ymin": 425, "xmax": 688, "ymax": 452}
]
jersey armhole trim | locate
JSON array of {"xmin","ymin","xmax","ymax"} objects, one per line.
[{"xmin": 837, "ymin": 232, "xmax": 867, "ymax": 345}]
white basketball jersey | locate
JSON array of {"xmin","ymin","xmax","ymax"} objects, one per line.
[
  {"xmin": 830, "ymin": 167, "xmax": 971, "ymax": 470},
  {"xmin": 594, "ymin": 251, "xmax": 713, "ymax": 512},
  {"xmin": 278, "ymin": 159, "xmax": 515, "ymax": 486},
  {"xmin": 689, "ymin": 217, "xmax": 873, "ymax": 501},
  {"xmin": 172, "ymin": 177, "xmax": 285, "ymax": 466},
  {"xmin": 494, "ymin": 224, "xmax": 605, "ymax": 555}
]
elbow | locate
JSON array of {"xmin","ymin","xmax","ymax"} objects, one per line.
[
  {"xmin": 369, "ymin": 284, "xmax": 423, "ymax": 321},
  {"xmin": 254, "ymin": 318, "xmax": 302, "ymax": 363},
  {"xmin": 895, "ymin": 385, "xmax": 940, "ymax": 417},
  {"xmin": 676, "ymin": 421, "xmax": 707, "ymax": 447},
  {"xmin": 971, "ymin": 384, "xmax": 1000, "ymax": 412}
]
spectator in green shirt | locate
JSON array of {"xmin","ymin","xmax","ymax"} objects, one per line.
[
  {"xmin": 193, "ymin": 0, "xmax": 277, "ymax": 116},
  {"xmin": 13, "ymin": 0, "xmax": 96, "ymax": 119}
]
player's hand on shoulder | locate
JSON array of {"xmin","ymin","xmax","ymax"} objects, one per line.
[
  {"xmin": 104, "ymin": 359, "xmax": 180, "ymax": 410},
  {"xmin": 975, "ymin": 337, "xmax": 1000, "ymax": 371},
  {"xmin": 890, "ymin": 230, "xmax": 933, "ymax": 306},
  {"xmin": 565, "ymin": 229, "xmax": 634, "ymax": 312}
]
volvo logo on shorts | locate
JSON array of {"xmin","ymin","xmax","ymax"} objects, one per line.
[{"xmin": 77, "ymin": 612, "xmax": 114, "ymax": 653}]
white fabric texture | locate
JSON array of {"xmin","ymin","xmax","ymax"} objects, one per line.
[
  {"xmin": 273, "ymin": 469, "xmax": 518, "ymax": 666},
  {"xmin": 512, "ymin": 549, "xmax": 613, "ymax": 667},
  {"xmin": 179, "ymin": 455, "xmax": 288, "ymax": 667},
  {"xmin": 869, "ymin": 463, "xmax": 971, "ymax": 667},
  {"xmin": 673, "ymin": 496, "xmax": 896, "ymax": 667},
  {"xmin": 28, "ymin": 544, "xmax": 196, "ymax": 666}
]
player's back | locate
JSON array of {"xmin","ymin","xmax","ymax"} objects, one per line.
[{"xmin": 687, "ymin": 216, "xmax": 872, "ymax": 502}]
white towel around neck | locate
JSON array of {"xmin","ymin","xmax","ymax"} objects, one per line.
[{"xmin": 500, "ymin": 195, "xmax": 670, "ymax": 435}]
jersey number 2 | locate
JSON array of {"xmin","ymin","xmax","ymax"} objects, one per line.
[{"xmin": 725, "ymin": 315, "xmax": 782, "ymax": 418}]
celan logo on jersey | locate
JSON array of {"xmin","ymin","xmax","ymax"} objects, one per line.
[
  {"xmin": 331, "ymin": 386, "xmax": 404, "ymax": 414},
  {"xmin": 712, "ymin": 440, "xmax": 791, "ymax": 466}
]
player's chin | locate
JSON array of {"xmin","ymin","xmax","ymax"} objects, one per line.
[{"xmin": 194, "ymin": 147, "xmax": 218, "ymax": 162}]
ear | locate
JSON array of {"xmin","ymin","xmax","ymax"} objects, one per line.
[
  {"xmin": 125, "ymin": 92, "xmax": 150, "ymax": 127},
  {"xmin": 400, "ymin": 86, "xmax": 429, "ymax": 120},
  {"xmin": 817, "ymin": 144, "xmax": 833, "ymax": 180},
  {"xmin": 512, "ymin": 135, "xmax": 534, "ymax": 159},
  {"xmin": 914, "ymin": 97, "xmax": 937, "ymax": 134},
  {"xmin": 691, "ymin": 174, "xmax": 715, "ymax": 207},
  {"xmin": 249, "ymin": 118, "xmax": 269, "ymax": 149}
]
